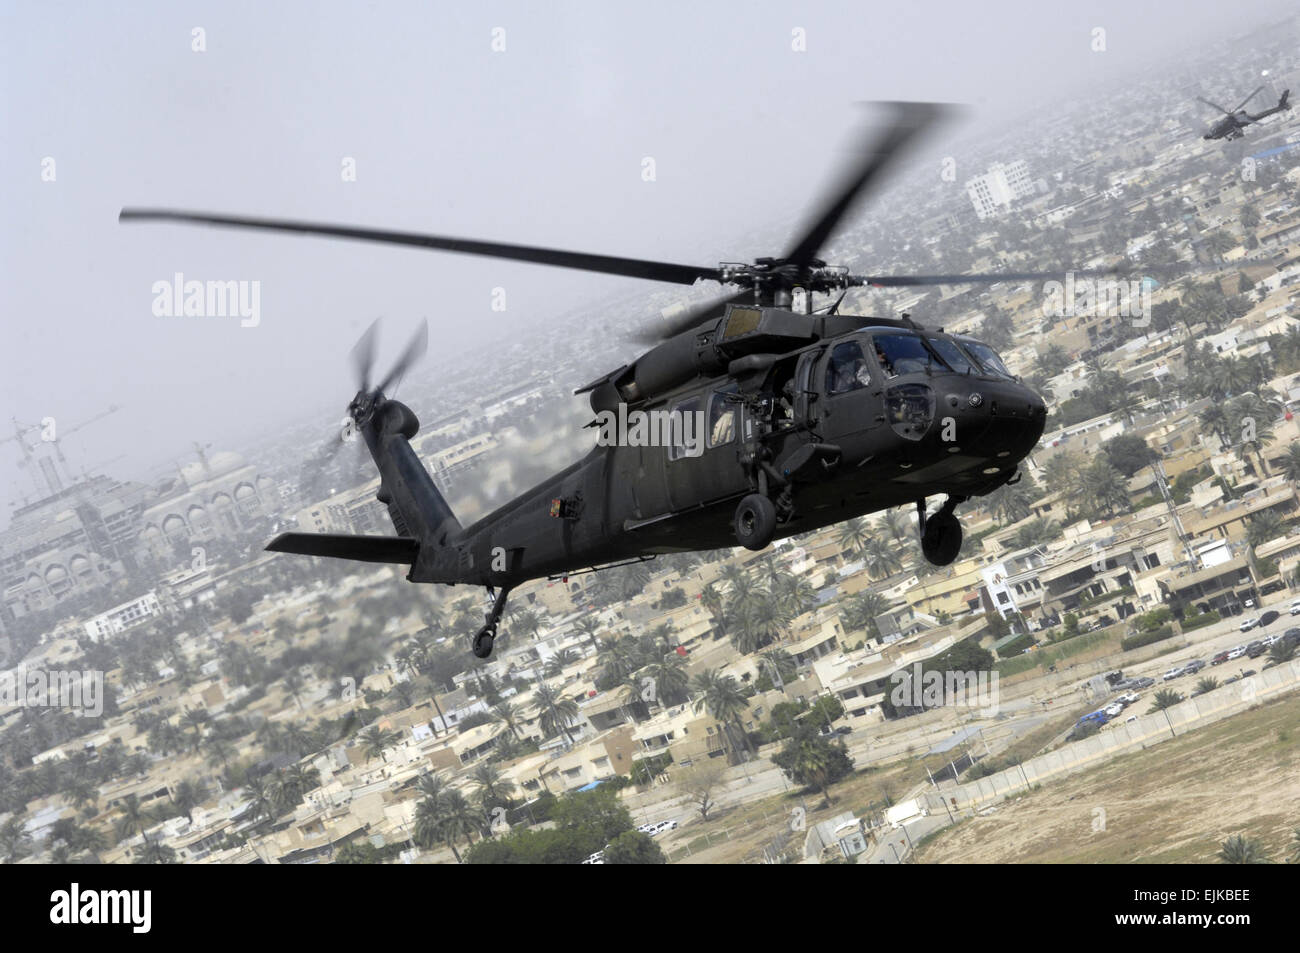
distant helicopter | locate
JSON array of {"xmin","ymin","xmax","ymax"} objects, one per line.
[
  {"xmin": 121, "ymin": 102, "xmax": 1122, "ymax": 659},
  {"xmin": 1199, "ymin": 85, "xmax": 1291, "ymax": 141}
]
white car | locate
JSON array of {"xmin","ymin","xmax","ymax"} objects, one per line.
[
  {"xmin": 1119, "ymin": 692, "xmax": 1140, "ymax": 706},
  {"xmin": 1239, "ymin": 617, "xmax": 1260, "ymax": 633},
  {"xmin": 1105, "ymin": 702, "xmax": 1124, "ymax": 717},
  {"xmin": 1226, "ymin": 645, "xmax": 1246, "ymax": 660},
  {"xmin": 1162, "ymin": 666, "xmax": 1183, "ymax": 681},
  {"xmin": 1290, "ymin": 600, "xmax": 1300, "ymax": 616}
]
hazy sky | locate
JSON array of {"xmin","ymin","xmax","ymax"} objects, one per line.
[{"xmin": 1, "ymin": 0, "xmax": 1293, "ymax": 517}]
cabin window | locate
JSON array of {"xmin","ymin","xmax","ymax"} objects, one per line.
[
  {"xmin": 667, "ymin": 396, "xmax": 703, "ymax": 462},
  {"xmin": 706, "ymin": 386, "xmax": 739, "ymax": 449},
  {"xmin": 825, "ymin": 342, "xmax": 872, "ymax": 395}
]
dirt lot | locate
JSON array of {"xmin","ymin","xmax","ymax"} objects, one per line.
[
  {"xmin": 915, "ymin": 692, "xmax": 1300, "ymax": 864},
  {"xmin": 663, "ymin": 759, "xmax": 918, "ymax": 864}
]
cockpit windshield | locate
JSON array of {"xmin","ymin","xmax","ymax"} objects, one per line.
[
  {"xmin": 871, "ymin": 333, "xmax": 949, "ymax": 378},
  {"xmin": 958, "ymin": 339, "xmax": 1014, "ymax": 378},
  {"xmin": 925, "ymin": 336, "xmax": 978, "ymax": 375}
]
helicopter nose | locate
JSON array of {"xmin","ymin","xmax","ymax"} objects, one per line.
[{"xmin": 938, "ymin": 379, "xmax": 1047, "ymax": 454}]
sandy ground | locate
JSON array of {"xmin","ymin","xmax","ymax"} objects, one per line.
[{"xmin": 914, "ymin": 692, "xmax": 1300, "ymax": 864}]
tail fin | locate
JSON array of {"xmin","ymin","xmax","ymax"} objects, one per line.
[
  {"xmin": 1281, "ymin": 89, "xmax": 1291, "ymax": 108},
  {"xmin": 366, "ymin": 399, "xmax": 462, "ymax": 548}
]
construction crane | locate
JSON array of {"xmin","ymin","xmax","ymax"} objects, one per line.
[{"xmin": 1, "ymin": 405, "xmax": 124, "ymax": 496}]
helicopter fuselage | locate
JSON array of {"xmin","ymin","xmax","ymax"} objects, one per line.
[{"xmin": 409, "ymin": 307, "xmax": 1046, "ymax": 589}]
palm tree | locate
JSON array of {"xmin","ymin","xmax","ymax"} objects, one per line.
[
  {"xmin": 840, "ymin": 590, "xmax": 888, "ymax": 642},
  {"xmin": 66, "ymin": 823, "xmax": 106, "ymax": 863},
  {"xmin": 435, "ymin": 790, "xmax": 480, "ymax": 862},
  {"xmin": 862, "ymin": 537, "xmax": 903, "ymax": 580},
  {"xmin": 771, "ymin": 574, "xmax": 815, "ymax": 618},
  {"xmin": 719, "ymin": 564, "xmax": 754, "ymax": 603},
  {"xmin": 759, "ymin": 648, "xmax": 797, "ymax": 688},
  {"xmin": 511, "ymin": 607, "xmax": 544, "ymax": 641},
  {"xmin": 572, "ymin": 615, "xmax": 602, "ymax": 650},
  {"xmin": 596, "ymin": 635, "xmax": 637, "ymax": 685},
  {"xmin": 544, "ymin": 648, "xmax": 578, "ymax": 678},
  {"xmin": 241, "ymin": 776, "xmax": 278, "ymax": 825},
  {"xmin": 691, "ymin": 669, "xmax": 753, "ymax": 759},
  {"xmin": 1217, "ymin": 834, "xmax": 1269, "ymax": 864},
  {"xmin": 645, "ymin": 653, "xmax": 691, "ymax": 707},
  {"xmin": 534, "ymin": 683, "xmax": 578, "ymax": 745},
  {"xmin": 1275, "ymin": 443, "xmax": 1300, "ymax": 485},
  {"xmin": 700, "ymin": 584, "xmax": 729, "ymax": 638},
  {"xmin": 786, "ymin": 732, "xmax": 840, "ymax": 807},
  {"xmin": 490, "ymin": 700, "xmax": 525, "ymax": 741},
  {"xmin": 274, "ymin": 762, "xmax": 321, "ymax": 812},
  {"xmin": 731, "ymin": 591, "xmax": 790, "ymax": 654},
  {"xmin": 836, "ymin": 517, "xmax": 871, "ymax": 556},
  {"xmin": 113, "ymin": 794, "xmax": 152, "ymax": 843},
  {"xmin": 181, "ymin": 707, "xmax": 210, "ymax": 751},
  {"xmin": 877, "ymin": 508, "xmax": 910, "ymax": 545},
  {"xmin": 171, "ymin": 778, "xmax": 206, "ymax": 823},
  {"xmin": 1246, "ymin": 511, "xmax": 1283, "ymax": 548},
  {"xmin": 469, "ymin": 763, "xmax": 516, "ymax": 812},
  {"xmin": 135, "ymin": 833, "xmax": 177, "ymax": 865},
  {"xmin": 1193, "ymin": 676, "xmax": 1219, "ymax": 695},
  {"xmin": 0, "ymin": 816, "xmax": 32, "ymax": 863},
  {"xmin": 1146, "ymin": 689, "xmax": 1182, "ymax": 713},
  {"xmin": 358, "ymin": 725, "xmax": 401, "ymax": 763}
]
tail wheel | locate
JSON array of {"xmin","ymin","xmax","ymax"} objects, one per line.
[
  {"xmin": 734, "ymin": 494, "xmax": 778, "ymax": 551},
  {"xmin": 473, "ymin": 626, "xmax": 496, "ymax": 659}
]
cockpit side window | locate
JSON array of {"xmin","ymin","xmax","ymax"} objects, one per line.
[
  {"xmin": 825, "ymin": 341, "xmax": 873, "ymax": 395},
  {"xmin": 871, "ymin": 333, "xmax": 950, "ymax": 378}
]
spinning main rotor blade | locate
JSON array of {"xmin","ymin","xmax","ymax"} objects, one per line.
[
  {"xmin": 1197, "ymin": 96, "xmax": 1230, "ymax": 115},
  {"xmin": 1231, "ymin": 85, "xmax": 1265, "ymax": 113},
  {"xmin": 350, "ymin": 318, "xmax": 380, "ymax": 392},
  {"xmin": 783, "ymin": 101, "xmax": 951, "ymax": 269},
  {"xmin": 118, "ymin": 209, "xmax": 722, "ymax": 287},
  {"xmin": 376, "ymin": 319, "xmax": 429, "ymax": 394}
]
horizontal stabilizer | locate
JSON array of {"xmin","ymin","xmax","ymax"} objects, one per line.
[{"xmin": 266, "ymin": 532, "xmax": 419, "ymax": 565}]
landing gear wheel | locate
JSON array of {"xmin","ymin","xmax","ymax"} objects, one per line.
[
  {"xmin": 472, "ymin": 626, "xmax": 496, "ymax": 659},
  {"xmin": 734, "ymin": 494, "xmax": 778, "ymax": 551},
  {"xmin": 921, "ymin": 513, "xmax": 963, "ymax": 566}
]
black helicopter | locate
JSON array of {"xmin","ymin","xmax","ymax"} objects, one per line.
[
  {"xmin": 1199, "ymin": 85, "xmax": 1291, "ymax": 141},
  {"xmin": 123, "ymin": 102, "xmax": 1103, "ymax": 659}
]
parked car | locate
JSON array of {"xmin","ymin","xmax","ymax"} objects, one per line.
[
  {"xmin": 1182, "ymin": 659, "xmax": 1206, "ymax": 674},
  {"xmin": 1132, "ymin": 676, "xmax": 1156, "ymax": 689},
  {"xmin": 1290, "ymin": 599, "xmax": 1300, "ymax": 616},
  {"xmin": 1226, "ymin": 645, "xmax": 1246, "ymax": 660},
  {"xmin": 1239, "ymin": 617, "xmax": 1260, "ymax": 633},
  {"xmin": 1105, "ymin": 702, "xmax": 1124, "ymax": 717},
  {"xmin": 1212, "ymin": 650, "xmax": 1230, "ymax": 665},
  {"xmin": 1119, "ymin": 692, "xmax": 1140, "ymax": 706},
  {"xmin": 1162, "ymin": 666, "xmax": 1183, "ymax": 681},
  {"xmin": 1246, "ymin": 640, "xmax": 1267, "ymax": 658}
]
